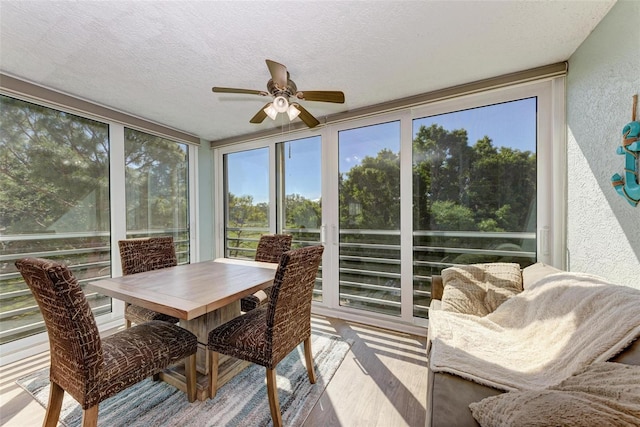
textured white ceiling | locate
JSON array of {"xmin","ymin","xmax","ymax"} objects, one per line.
[{"xmin": 0, "ymin": 1, "xmax": 615, "ymax": 142}]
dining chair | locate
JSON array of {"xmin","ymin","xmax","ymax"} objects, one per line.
[
  {"xmin": 240, "ymin": 234, "xmax": 293, "ymax": 312},
  {"xmin": 119, "ymin": 237, "xmax": 180, "ymax": 328},
  {"xmin": 207, "ymin": 245, "xmax": 324, "ymax": 427},
  {"xmin": 15, "ymin": 257, "xmax": 198, "ymax": 427}
]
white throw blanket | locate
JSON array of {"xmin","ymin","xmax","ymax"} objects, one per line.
[{"xmin": 428, "ymin": 272, "xmax": 640, "ymax": 391}]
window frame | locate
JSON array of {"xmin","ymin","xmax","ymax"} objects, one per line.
[
  {"xmin": 213, "ymin": 77, "xmax": 566, "ymax": 332},
  {"xmin": 0, "ymin": 92, "xmax": 199, "ymax": 365}
]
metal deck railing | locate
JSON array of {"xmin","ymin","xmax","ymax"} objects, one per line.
[
  {"xmin": 0, "ymin": 229, "xmax": 190, "ymax": 344},
  {"xmin": 225, "ymin": 227, "xmax": 536, "ymax": 319},
  {"xmin": 2, "ymin": 227, "xmax": 535, "ymax": 344}
]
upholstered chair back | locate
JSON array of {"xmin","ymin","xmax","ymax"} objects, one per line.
[
  {"xmin": 266, "ymin": 245, "xmax": 324, "ymax": 366},
  {"xmin": 254, "ymin": 234, "xmax": 293, "ymax": 263},
  {"xmin": 119, "ymin": 236, "xmax": 177, "ymax": 275},
  {"xmin": 15, "ymin": 258, "xmax": 103, "ymax": 406}
]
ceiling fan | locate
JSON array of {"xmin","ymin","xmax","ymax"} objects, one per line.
[{"xmin": 212, "ymin": 59, "xmax": 345, "ymax": 128}]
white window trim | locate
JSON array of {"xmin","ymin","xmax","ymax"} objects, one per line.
[
  {"xmin": 0, "ymin": 112, "xmax": 199, "ymax": 366},
  {"xmin": 211, "ymin": 76, "xmax": 566, "ymax": 335},
  {"xmin": 410, "ymin": 77, "xmax": 566, "ymax": 267}
]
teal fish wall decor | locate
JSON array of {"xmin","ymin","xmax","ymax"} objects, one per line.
[{"xmin": 612, "ymin": 120, "xmax": 640, "ymax": 207}]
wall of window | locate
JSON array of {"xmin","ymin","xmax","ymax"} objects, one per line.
[
  {"xmin": 214, "ymin": 77, "xmax": 565, "ymax": 331},
  {"xmin": 338, "ymin": 121, "xmax": 401, "ymax": 316},
  {"xmin": 219, "ymin": 137, "xmax": 325, "ymax": 301},
  {"xmin": 0, "ymin": 93, "xmax": 196, "ymax": 361},
  {"xmin": 124, "ymin": 128, "xmax": 190, "ymax": 263},
  {"xmin": 412, "ymin": 97, "xmax": 538, "ymax": 318},
  {"xmin": 277, "ymin": 136, "xmax": 323, "ymax": 301},
  {"xmin": 223, "ymin": 147, "xmax": 270, "ymax": 259},
  {"xmin": 0, "ymin": 95, "xmax": 112, "ymax": 345}
]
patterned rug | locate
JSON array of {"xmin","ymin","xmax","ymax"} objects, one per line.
[{"xmin": 17, "ymin": 332, "xmax": 351, "ymax": 426}]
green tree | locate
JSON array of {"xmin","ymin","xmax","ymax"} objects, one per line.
[
  {"xmin": 430, "ymin": 200, "xmax": 475, "ymax": 231},
  {"xmin": 468, "ymin": 138, "xmax": 536, "ymax": 231},
  {"xmin": 411, "ymin": 124, "xmax": 535, "ymax": 232},
  {"xmin": 284, "ymin": 194, "xmax": 321, "ymax": 229},
  {"xmin": 339, "ymin": 149, "xmax": 400, "ymax": 229},
  {"xmin": 226, "ymin": 193, "xmax": 268, "ymax": 257},
  {"xmin": 412, "ymin": 124, "xmax": 472, "ymax": 229},
  {"xmin": 124, "ymin": 128, "xmax": 189, "ymax": 231},
  {"xmin": 0, "ymin": 96, "xmax": 190, "ymax": 237},
  {"xmin": 0, "ymin": 96, "xmax": 110, "ymax": 234}
]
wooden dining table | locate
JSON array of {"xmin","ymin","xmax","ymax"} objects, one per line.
[{"xmin": 87, "ymin": 257, "xmax": 278, "ymax": 401}]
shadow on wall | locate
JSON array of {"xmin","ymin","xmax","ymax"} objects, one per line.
[
  {"xmin": 567, "ymin": 124, "xmax": 640, "ymax": 271},
  {"xmin": 565, "ymin": 0, "xmax": 640, "ymax": 282}
]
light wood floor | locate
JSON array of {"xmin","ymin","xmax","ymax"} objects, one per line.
[{"xmin": 0, "ymin": 315, "xmax": 428, "ymax": 427}]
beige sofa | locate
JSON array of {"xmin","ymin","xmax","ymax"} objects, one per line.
[{"xmin": 425, "ymin": 263, "xmax": 640, "ymax": 427}]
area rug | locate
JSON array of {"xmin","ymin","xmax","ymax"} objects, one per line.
[{"xmin": 17, "ymin": 332, "xmax": 351, "ymax": 426}]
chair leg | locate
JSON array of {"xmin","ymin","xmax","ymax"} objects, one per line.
[
  {"xmin": 266, "ymin": 367, "xmax": 282, "ymax": 427},
  {"xmin": 208, "ymin": 351, "xmax": 219, "ymax": 398},
  {"xmin": 81, "ymin": 405, "xmax": 99, "ymax": 427},
  {"xmin": 303, "ymin": 336, "xmax": 316, "ymax": 384},
  {"xmin": 124, "ymin": 303, "xmax": 132, "ymax": 328},
  {"xmin": 43, "ymin": 381, "xmax": 64, "ymax": 427},
  {"xmin": 185, "ymin": 354, "xmax": 197, "ymax": 403}
]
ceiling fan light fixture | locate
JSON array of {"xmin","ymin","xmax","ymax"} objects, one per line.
[
  {"xmin": 287, "ymin": 104, "xmax": 301, "ymax": 120},
  {"xmin": 264, "ymin": 103, "xmax": 278, "ymax": 120},
  {"xmin": 213, "ymin": 59, "xmax": 344, "ymax": 128},
  {"xmin": 273, "ymin": 96, "xmax": 289, "ymax": 113}
]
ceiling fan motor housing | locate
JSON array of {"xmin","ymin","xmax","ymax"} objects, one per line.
[
  {"xmin": 213, "ymin": 59, "xmax": 343, "ymax": 128},
  {"xmin": 267, "ymin": 78, "xmax": 297, "ymax": 98}
]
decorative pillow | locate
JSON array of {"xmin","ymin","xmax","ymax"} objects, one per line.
[
  {"xmin": 441, "ymin": 263, "xmax": 522, "ymax": 315},
  {"xmin": 441, "ymin": 279, "xmax": 490, "ymax": 316},
  {"xmin": 469, "ymin": 362, "xmax": 640, "ymax": 427},
  {"xmin": 483, "ymin": 287, "xmax": 513, "ymax": 313}
]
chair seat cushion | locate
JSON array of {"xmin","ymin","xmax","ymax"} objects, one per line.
[
  {"xmin": 93, "ymin": 320, "xmax": 197, "ymax": 407},
  {"xmin": 125, "ymin": 304, "xmax": 179, "ymax": 324},
  {"xmin": 208, "ymin": 306, "xmax": 272, "ymax": 367}
]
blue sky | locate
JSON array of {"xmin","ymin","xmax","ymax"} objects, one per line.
[
  {"xmin": 414, "ymin": 97, "xmax": 537, "ymax": 153},
  {"xmin": 228, "ymin": 97, "xmax": 537, "ymax": 203}
]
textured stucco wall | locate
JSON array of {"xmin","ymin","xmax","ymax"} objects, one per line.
[{"xmin": 566, "ymin": 0, "xmax": 640, "ymax": 288}]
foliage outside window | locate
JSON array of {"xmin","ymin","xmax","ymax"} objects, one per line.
[
  {"xmin": 0, "ymin": 95, "xmax": 111, "ymax": 344},
  {"xmin": 218, "ymin": 97, "xmax": 539, "ymax": 321},
  {"xmin": 277, "ymin": 136, "xmax": 323, "ymax": 301},
  {"xmin": 224, "ymin": 148, "xmax": 269, "ymax": 259},
  {"xmin": 338, "ymin": 122, "xmax": 402, "ymax": 316},
  {"xmin": 412, "ymin": 99, "xmax": 537, "ymax": 318},
  {"xmin": 124, "ymin": 128, "xmax": 190, "ymax": 263}
]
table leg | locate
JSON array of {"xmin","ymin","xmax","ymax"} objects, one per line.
[{"xmin": 160, "ymin": 300, "xmax": 250, "ymax": 401}]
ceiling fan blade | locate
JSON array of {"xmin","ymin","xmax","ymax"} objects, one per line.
[
  {"xmin": 293, "ymin": 103, "xmax": 320, "ymax": 128},
  {"xmin": 249, "ymin": 103, "xmax": 272, "ymax": 124},
  {"xmin": 265, "ymin": 59, "xmax": 287, "ymax": 90},
  {"xmin": 212, "ymin": 87, "xmax": 268, "ymax": 96},
  {"xmin": 296, "ymin": 90, "xmax": 345, "ymax": 103}
]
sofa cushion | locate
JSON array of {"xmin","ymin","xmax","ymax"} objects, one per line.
[
  {"xmin": 440, "ymin": 263, "xmax": 522, "ymax": 316},
  {"xmin": 521, "ymin": 262, "xmax": 563, "ymax": 289},
  {"xmin": 469, "ymin": 362, "xmax": 640, "ymax": 427}
]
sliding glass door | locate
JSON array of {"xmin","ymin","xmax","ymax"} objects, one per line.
[
  {"xmin": 223, "ymin": 147, "xmax": 270, "ymax": 259},
  {"xmin": 276, "ymin": 136, "xmax": 323, "ymax": 301},
  {"xmin": 337, "ymin": 121, "xmax": 402, "ymax": 316},
  {"xmin": 124, "ymin": 128, "xmax": 190, "ymax": 263},
  {"xmin": 216, "ymin": 78, "xmax": 563, "ymax": 328},
  {"xmin": 412, "ymin": 98, "xmax": 538, "ymax": 318}
]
